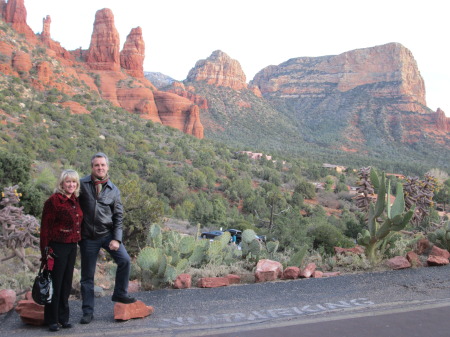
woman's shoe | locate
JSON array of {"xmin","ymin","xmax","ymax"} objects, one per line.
[{"xmin": 48, "ymin": 323, "xmax": 60, "ymax": 332}]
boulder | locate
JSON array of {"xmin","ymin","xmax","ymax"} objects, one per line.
[
  {"xmin": 197, "ymin": 277, "xmax": 229, "ymax": 288},
  {"xmin": 114, "ymin": 300, "xmax": 154, "ymax": 321},
  {"xmin": 255, "ymin": 259, "xmax": 283, "ymax": 283},
  {"xmin": 406, "ymin": 251, "xmax": 422, "ymax": 267},
  {"xmin": 299, "ymin": 263, "xmax": 316, "ymax": 278},
  {"xmin": 226, "ymin": 274, "xmax": 241, "ymax": 285},
  {"xmin": 430, "ymin": 245, "xmax": 450, "ymax": 260},
  {"xmin": 0, "ymin": 289, "xmax": 16, "ymax": 314},
  {"xmin": 283, "ymin": 267, "xmax": 300, "ymax": 279},
  {"xmin": 427, "ymin": 255, "xmax": 450, "ymax": 266},
  {"xmin": 173, "ymin": 274, "xmax": 192, "ymax": 289},
  {"xmin": 15, "ymin": 300, "xmax": 44, "ymax": 326},
  {"xmin": 385, "ymin": 256, "xmax": 411, "ymax": 270}
]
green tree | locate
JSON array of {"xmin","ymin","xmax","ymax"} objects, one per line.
[
  {"xmin": 294, "ymin": 179, "xmax": 316, "ymax": 199},
  {"xmin": 118, "ymin": 178, "xmax": 164, "ymax": 255},
  {"xmin": 0, "ymin": 150, "xmax": 31, "ymax": 187}
]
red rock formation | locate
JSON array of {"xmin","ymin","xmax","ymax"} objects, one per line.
[
  {"xmin": 86, "ymin": 8, "xmax": 120, "ymax": 71},
  {"xmin": 435, "ymin": 108, "xmax": 449, "ymax": 132},
  {"xmin": 12, "ymin": 50, "xmax": 31, "ymax": 73},
  {"xmin": 248, "ymin": 84, "xmax": 262, "ymax": 98},
  {"xmin": 0, "ymin": 0, "xmax": 6, "ymax": 15},
  {"xmin": 153, "ymin": 91, "xmax": 204, "ymax": 138},
  {"xmin": 61, "ymin": 101, "xmax": 90, "ymax": 115},
  {"xmin": 41, "ymin": 15, "xmax": 50, "ymax": 39},
  {"xmin": 116, "ymin": 86, "xmax": 160, "ymax": 122},
  {"xmin": 167, "ymin": 82, "xmax": 208, "ymax": 109},
  {"xmin": 36, "ymin": 61, "xmax": 52, "ymax": 85},
  {"xmin": 1, "ymin": 2, "xmax": 204, "ymax": 139},
  {"xmin": 187, "ymin": 50, "xmax": 247, "ymax": 90},
  {"xmin": 252, "ymin": 43, "xmax": 426, "ymax": 112},
  {"xmin": 2, "ymin": 0, "xmax": 36, "ymax": 42},
  {"xmin": 38, "ymin": 15, "xmax": 74, "ymax": 61},
  {"xmin": 120, "ymin": 27, "xmax": 145, "ymax": 78}
]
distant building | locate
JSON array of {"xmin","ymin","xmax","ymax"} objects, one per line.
[
  {"xmin": 312, "ymin": 182, "xmax": 325, "ymax": 191},
  {"xmin": 237, "ymin": 151, "xmax": 273, "ymax": 161},
  {"xmin": 323, "ymin": 163, "xmax": 346, "ymax": 173}
]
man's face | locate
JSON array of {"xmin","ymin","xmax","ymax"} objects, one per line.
[{"xmin": 91, "ymin": 157, "xmax": 109, "ymax": 179}]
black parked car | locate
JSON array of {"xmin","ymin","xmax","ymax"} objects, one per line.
[{"xmin": 200, "ymin": 230, "xmax": 223, "ymax": 239}]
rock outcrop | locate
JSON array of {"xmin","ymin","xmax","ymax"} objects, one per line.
[
  {"xmin": 2, "ymin": 0, "xmax": 36, "ymax": 42},
  {"xmin": 435, "ymin": 108, "xmax": 449, "ymax": 132},
  {"xmin": 252, "ymin": 43, "xmax": 426, "ymax": 113},
  {"xmin": 81, "ymin": 8, "xmax": 203, "ymax": 138},
  {"xmin": 120, "ymin": 27, "xmax": 145, "ymax": 78},
  {"xmin": 187, "ymin": 50, "xmax": 247, "ymax": 90},
  {"xmin": 0, "ymin": 4, "xmax": 204, "ymax": 138},
  {"xmin": 167, "ymin": 82, "xmax": 208, "ymax": 109},
  {"xmin": 249, "ymin": 42, "xmax": 449, "ymax": 151},
  {"xmin": 86, "ymin": 8, "xmax": 121, "ymax": 71},
  {"xmin": 154, "ymin": 91, "xmax": 204, "ymax": 139},
  {"xmin": 39, "ymin": 15, "xmax": 74, "ymax": 61}
]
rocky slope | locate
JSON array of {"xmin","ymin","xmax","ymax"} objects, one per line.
[
  {"xmin": 0, "ymin": 0, "xmax": 204, "ymax": 139},
  {"xmin": 175, "ymin": 44, "xmax": 449, "ymax": 171},
  {"xmin": 249, "ymin": 42, "xmax": 448, "ymax": 151},
  {"xmin": 1, "ymin": 0, "xmax": 448, "ymax": 170}
]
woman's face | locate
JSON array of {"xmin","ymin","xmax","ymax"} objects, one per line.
[{"xmin": 62, "ymin": 177, "xmax": 77, "ymax": 197}]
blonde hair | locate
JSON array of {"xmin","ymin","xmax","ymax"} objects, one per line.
[{"xmin": 55, "ymin": 169, "xmax": 80, "ymax": 197}]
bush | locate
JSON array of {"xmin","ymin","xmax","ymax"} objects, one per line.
[{"xmin": 308, "ymin": 222, "xmax": 354, "ymax": 254}]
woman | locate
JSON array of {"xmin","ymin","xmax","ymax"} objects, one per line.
[{"xmin": 40, "ymin": 169, "xmax": 83, "ymax": 332}]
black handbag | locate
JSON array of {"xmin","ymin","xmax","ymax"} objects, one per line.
[{"xmin": 32, "ymin": 261, "xmax": 53, "ymax": 305}]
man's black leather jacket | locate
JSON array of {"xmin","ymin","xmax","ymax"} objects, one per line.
[{"xmin": 79, "ymin": 175, "xmax": 124, "ymax": 242}]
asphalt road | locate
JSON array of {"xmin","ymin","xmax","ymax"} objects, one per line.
[{"xmin": 1, "ymin": 264, "xmax": 450, "ymax": 337}]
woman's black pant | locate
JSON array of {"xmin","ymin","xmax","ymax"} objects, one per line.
[{"xmin": 44, "ymin": 242, "xmax": 77, "ymax": 325}]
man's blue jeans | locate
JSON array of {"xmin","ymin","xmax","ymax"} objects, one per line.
[{"xmin": 79, "ymin": 234, "xmax": 131, "ymax": 315}]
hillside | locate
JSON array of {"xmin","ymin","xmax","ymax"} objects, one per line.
[{"xmin": 167, "ymin": 46, "xmax": 450, "ymax": 176}]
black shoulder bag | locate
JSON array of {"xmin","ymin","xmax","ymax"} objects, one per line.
[{"xmin": 31, "ymin": 260, "xmax": 53, "ymax": 305}]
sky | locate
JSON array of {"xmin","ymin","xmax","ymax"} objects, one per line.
[{"xmin": 24, "ymin": 0, "xmax": 448, "ymax": 114}]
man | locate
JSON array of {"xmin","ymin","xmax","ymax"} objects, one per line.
[{"xmin": 78, "ymin": 152, "xmax": 136, "ymax": 324}]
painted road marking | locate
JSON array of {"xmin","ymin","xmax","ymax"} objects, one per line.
[{"xmin": 158, "ymin": 298, "xmax": 375, "ymax": 328}]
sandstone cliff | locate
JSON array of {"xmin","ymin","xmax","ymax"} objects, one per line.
[
  {"xmin": 249, "ymin": 42, "xmax": 448, "ymax": 151},
  {"xmin": 187, "ymin": 50, "xmax": 247, "ymax": 91},
  {"xmin": 1, "ymin": 0, "xmax": 36, "ymax": 42},
  {"xmin": 252, "ymin": 43, "xmax": 426, "ymax": 113}
]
